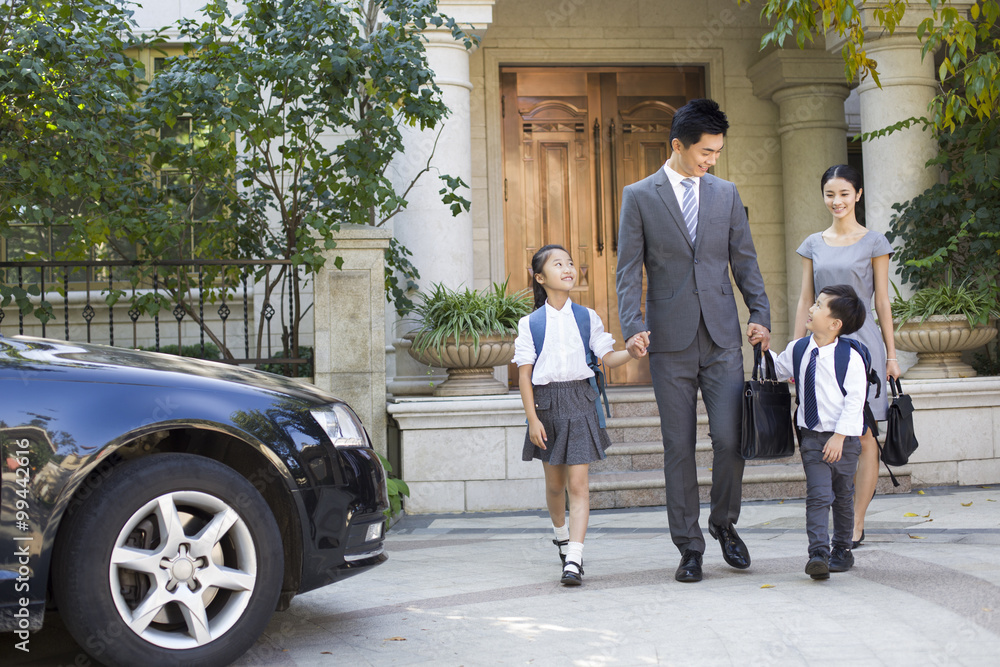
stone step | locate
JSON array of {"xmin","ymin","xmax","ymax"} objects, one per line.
[
  {"xmin": 592, "ymin": 440, "xmax": 802, "ymax": 473},
  {"xmin": 604, "ymin": 387, "xmax": 707, "ymax": 444},
  {"xmin": 605, "ymin": 388, "xmax": 706, "ymax": 417},
  {"xmin": 604, "ymin": 414, "xmax": 711, "ymax": 443},
  {"xmin": 588, "ymin": 464, "xmax": 912, "ymax": 510}
]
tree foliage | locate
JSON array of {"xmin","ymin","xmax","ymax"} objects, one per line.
[
  {"xmin": 0, "ymin": 0, "xmax": 150, "ymax": 240},
  {"xmin": 740, "ymin": 0, "xmax": 999, "ymax": 132},
  {"xmin": 141, "ymin": 0, "xmax": 475, "ymax": 356},
  {"xmin": 886, "ymin": 117, "xmax": 1000, "ymax": 288},
  {"xmin": 1, "ymin": 0, "xmax": 475, "ymax": 364}
]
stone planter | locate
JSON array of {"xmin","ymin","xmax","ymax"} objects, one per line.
[
  {"xmin": 404, "ymin": 332, "xmax": 516, "ymax": 396},
  {"xmin": 894, "ymin": 314, "xmax": 998, "ymax": 378}
]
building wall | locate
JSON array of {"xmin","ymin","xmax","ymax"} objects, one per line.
[{"xmin": 470, "ymin": 0, "xmax": 794, "ymax": 345}]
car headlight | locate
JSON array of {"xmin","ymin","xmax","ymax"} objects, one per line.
[{"xmin": 310, "ymin": 404, "xmax": 368, "ymax": 448}]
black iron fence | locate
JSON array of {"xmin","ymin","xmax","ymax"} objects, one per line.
[{"xmin": 0, "ymin": 259, "xmax": 308, "ymax": 371}]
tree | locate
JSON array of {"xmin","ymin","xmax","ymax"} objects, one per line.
[
  {"xmin": 0, "ymin": 0, "xmax": 156, "ymax": 321},
  {"xmin": 139, "ymin": 0, "xmax": 476, "ymax": 361},
  {"xmin": 2, "ymin": 0, "xmax": 475, "ymax": 368}
]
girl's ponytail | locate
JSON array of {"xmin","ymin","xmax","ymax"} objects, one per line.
[
  {"xmin": 530, "ymin": 244, "xmax": 568, "ymax": 310},
  {"xmin": 532, "ymin": 280, "xmax": 548, "ymax": 311}
]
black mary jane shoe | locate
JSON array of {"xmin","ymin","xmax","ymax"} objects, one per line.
[
  {"xmin": 852, "ymin": 529, "xmax": 865, "ymax": 550},
  {"xmin": 560, "ymin": 560, "xmax": 583, "ymax": 586},
  {"xmin": 553, "ymin": 538, "xmax": 568, "ymax": 565}
]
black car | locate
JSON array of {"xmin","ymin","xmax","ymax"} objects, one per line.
[{"xmin": 0, "ymin": 335, "xmax": 388, "ymax": 666}]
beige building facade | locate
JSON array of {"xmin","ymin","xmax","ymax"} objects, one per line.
[{"xmin": 387, "ymin": 0, "xmax": 953, "ymax": 394}]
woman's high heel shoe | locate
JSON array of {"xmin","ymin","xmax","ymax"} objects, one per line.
[{"xmin": 852, "ymin": 529, "xmax": 865, "ymax": 549}]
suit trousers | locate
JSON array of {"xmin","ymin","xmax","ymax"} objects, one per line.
[
  {"xmin": 799, "ymin": 429, "xmax": 861, "ymax": 556},
  {"xmin": 649, "ymin": 316, "xmax": 745, "ymax": 554}
]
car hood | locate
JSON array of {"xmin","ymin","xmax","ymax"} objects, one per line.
[{"xmin": 0, "ymin": 335, "xmax": 337, "ymax": 404}]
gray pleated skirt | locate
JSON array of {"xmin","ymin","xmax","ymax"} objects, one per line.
[{"xmin": 522, "ymin": 380, "xmax": 612, "ymax": 465}]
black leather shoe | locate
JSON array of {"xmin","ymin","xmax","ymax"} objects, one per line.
[
  {"xmin": 560, "ymin": 560, "xmax": 583, "ymax": 586},
  {"xmin": 553, "ymin": 538, "xmax": 568, "ymax": 565},
  {"xmin": 830, "ymin": 546, "xmax": 854, "ymax": 572},
  {"xmin": 709, "ymin": 522, "xmax": 751, "ymax": 569},
  {"xmin": 805, "ymin": 551, "xmax": 830, "ymax": 580},
  {"xmin": 851, "ymin": 529, "xmax": 865, "ymax": 550},
  {"xmin": 675, "ymin": 550, "xmax": 703, "ymax": 583}
]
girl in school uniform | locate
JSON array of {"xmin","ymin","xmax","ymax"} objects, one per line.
[{"xmin": 513, "ymin": 244, "xmax": 645, "ymax": 586}]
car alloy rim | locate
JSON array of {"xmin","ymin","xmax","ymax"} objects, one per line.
[{"xmin": 108, "ymin": 491, "xmax": 258, "ymax": 649}]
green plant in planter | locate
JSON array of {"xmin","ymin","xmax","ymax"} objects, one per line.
[
  {"xmin": 407, "ymin": 279, "xmax": 532, "ymax": 355},
  {"xmin": 891, "ymin": 278, "xmax": 1000, "ymax": 329},
  {"xmin": 376, "ymin": 451, "xmax": 409, "ymax": 525}
]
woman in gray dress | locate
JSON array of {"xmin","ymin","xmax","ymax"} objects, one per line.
[{"xmin": 794, "ymin": 164, "xmax": 900, "ymax": 548}]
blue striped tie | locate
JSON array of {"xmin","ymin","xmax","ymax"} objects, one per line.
[
  {"xmin": 681, "ymin": 178, "xmax": 698, "ymax": 244},
  {"xmin": 803, "ymin": 348, "xmax": 820, "ymax": 429}
]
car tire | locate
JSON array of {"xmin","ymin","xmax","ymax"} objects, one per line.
[{"xmin": 52, "ymin": 453, "xmax": 284, "ymax": 667}]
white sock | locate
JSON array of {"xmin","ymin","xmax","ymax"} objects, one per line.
[
  {"xmin": 553, "ymin": 523, "xmax": 570, "ymax": 547},
  {"xmin": 564, "ymin": 541, "xmax": 584, "ymax": 573}
]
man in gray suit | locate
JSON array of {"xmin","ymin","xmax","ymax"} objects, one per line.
[{"xmin": 616, "ymin": 99, "xmax": 771, "ymax": 583}]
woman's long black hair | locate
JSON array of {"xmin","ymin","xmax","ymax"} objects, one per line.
[
  {"xmin": 530, "ymin": 244, "xmax": 569, "ymax": 310},
  {"xmin": 820, "ymin": 164, "xmax": 863, "ymax": 193}
]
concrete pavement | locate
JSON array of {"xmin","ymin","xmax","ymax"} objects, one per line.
[{"xmin": 5, "ymin": 485, "xmax": 999, "ymax": 665}]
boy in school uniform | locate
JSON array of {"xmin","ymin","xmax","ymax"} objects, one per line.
[{"xmin": 770, "ymin": 284, "xmax": 869, "ymax": 580}]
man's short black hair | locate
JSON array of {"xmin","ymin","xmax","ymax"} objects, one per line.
[
  {"xmin": 819, "ymin": 284, "xmax": 866, "ymax": 337},
  {"xmin": 669, "ymin": 99, "xmax": 729, "ymax": 147}
]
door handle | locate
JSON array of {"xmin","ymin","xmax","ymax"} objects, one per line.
[
  {"xmin": 609, "ymin": 118, "xmax": 619, "ymax": 255},
  {"xmin": 593, "ymin": 118, "xmax": 604, "ymax": 256}
]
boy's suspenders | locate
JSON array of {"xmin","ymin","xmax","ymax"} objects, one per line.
[{"xmin": 528, "ymin": 304, "xmax": 611, "ymax": 428}]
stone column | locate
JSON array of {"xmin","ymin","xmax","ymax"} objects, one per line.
[
  {"xmin": 387, "ymin": 0, "xmax": 495, "ymax": 396},
  {"xmin": 749, "ymin": 50, "xmax": 851, "ymax": 325},
  {"xmin": 855, "ymin": 37, "xmax": 939, "ymax": 240},
  {"xmin": 826, "ymin": 2, "xmax": 975, "ymax": 245},
  {"xmin": 313, "ymin": 224, "xmax": 391, "ymax": 456}
]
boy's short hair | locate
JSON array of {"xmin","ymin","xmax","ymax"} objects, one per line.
[
  {"xmin": 669, "ymin": 99, "xmax": 729, "ymax": 147},
  {"xmin": 819, "ymin": 284, "xmax": 866, "ymax": 336}
]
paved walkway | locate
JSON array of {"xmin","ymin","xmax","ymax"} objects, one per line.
[{"xmin": 5, "ymin": 485, "xmax": 1000, "ymax": 666}]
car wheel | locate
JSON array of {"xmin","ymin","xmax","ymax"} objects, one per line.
[{"xmin": 53, "ymin": 453, "xmax": 284, "ymax": 667}]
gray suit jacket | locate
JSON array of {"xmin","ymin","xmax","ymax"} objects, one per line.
[{"xmin": 616, "ymin": 169, "xmax": 770, "ymax": 353}]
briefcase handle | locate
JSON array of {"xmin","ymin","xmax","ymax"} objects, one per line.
[
  {"xmin": 889, "ymin": 376, "xmax": 903, "ymax": 398},
  {"xmin": 751, "ymin": 343, "xmax": 779, "ymax": 384}
]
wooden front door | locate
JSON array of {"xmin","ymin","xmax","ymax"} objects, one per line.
[{"xmin": 501, "ymin": 66, "xmax": 705, "ymax": 385}]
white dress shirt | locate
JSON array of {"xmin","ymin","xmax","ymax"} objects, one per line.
[
  {"xmin": 770, "ymin": 337, "xmax": 866, "ymax": 436},
  {"xmin": 512, "ymin": 299, "xmax": 615, "ymax": 385},
  {"xmin": 662, "ymin": 163, "xmax": 700, "ymax": 210}
]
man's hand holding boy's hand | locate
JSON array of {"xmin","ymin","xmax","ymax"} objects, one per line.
[
  {"xmin": 822, "ymin": 435, "xmax": 846, "ymax": 463},
  {"xmin": 626, "ymin": 331, "xmax": 651, "ymax": 359}
]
